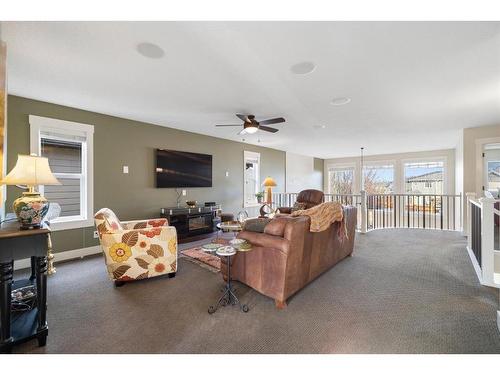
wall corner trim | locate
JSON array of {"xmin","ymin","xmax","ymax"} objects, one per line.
[{"xmin": 14, "ymin": 245, "xmax": 102, "ymax": 270}]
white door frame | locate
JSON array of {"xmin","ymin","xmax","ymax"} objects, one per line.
[{"xmin": 475, "ymin": 137, "xmax": 500, "ymax": 196}]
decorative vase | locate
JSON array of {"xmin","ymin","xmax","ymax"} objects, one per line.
[{"xmin": 13, "ymin": 191, "xmax": 50, "ymax": 229}]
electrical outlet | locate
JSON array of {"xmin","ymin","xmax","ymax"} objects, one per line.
[
  {"xmin": 182, "ymin": 189, "xmax": 187, "ymax": 196},
  {"xmin": 93, "ymin": 230, "xmax": 99, "ymax": 239},
  {"xmin": 123, "ymin": 166, "xmax": 129, "ymax": 174}
]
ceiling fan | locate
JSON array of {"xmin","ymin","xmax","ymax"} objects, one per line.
[{"xmin": 215, "ymin": 114, "xmax": 285, "ymax": 135}]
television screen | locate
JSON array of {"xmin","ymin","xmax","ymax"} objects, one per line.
[{"xmin": 156, "ymin": 149, "xmax": 212, "ymax": 188}]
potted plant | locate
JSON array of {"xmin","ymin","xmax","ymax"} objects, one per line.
[{"xmin": 255, "ymin": 191, "xmax": 264, "ymax": 203}]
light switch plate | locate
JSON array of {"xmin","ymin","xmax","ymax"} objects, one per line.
[
  {"xmin": 93, "ymin": 230, "xmax": 99, "ymax": 239},
  {"xmin": 182, "ymin": 189, "xmax": 187, "ymax": 196},
  {"xmin": 225, "ymin": 171, "xmax": 229, "ymax": 177},
  {"xmin": 123, "ymin": 166, "xmax": 129, "ymax": 174}
]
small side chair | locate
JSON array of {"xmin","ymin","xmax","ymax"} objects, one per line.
[{"xmin": 94, "ymin": 208, "xmax": 178, "ymax": 287}]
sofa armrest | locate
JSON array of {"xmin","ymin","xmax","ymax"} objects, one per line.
[
  {"xmin": 121, "ymin": 218, "xmax": 169, "ymax": 230},
  {"xmin": 237, "ymin": 230, "xmax": 290, "ymax": 255}
]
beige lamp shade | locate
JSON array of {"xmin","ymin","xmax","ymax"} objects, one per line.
[
  {"xmin": 262, "ymin": 176, "xmax": 277, "ymax": 187},
  {"xmin": 0, "ymin": 154, "xmax": 60, "ymax": 186}
]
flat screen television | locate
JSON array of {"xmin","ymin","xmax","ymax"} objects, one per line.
[{"xmin": 156, "ymin": 149, "xmax": 212, "ymax": 188}]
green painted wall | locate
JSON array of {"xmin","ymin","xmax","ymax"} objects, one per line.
[{"xmin": 6, "ymin": 95, "xmax": 287, "ymax": 253}]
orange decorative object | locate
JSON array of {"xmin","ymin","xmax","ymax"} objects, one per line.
[{"xmin": 262, "ymin": 176, "xmax": 277, "ymax": 204}]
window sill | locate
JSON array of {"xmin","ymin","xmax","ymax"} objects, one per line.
[
  {"xmin": 244, "ymin": 203, "xmax": 262, "ymax": 208},
  {"xmin": 49, "ymin": 218, "xmax": 94, "ymax": 231}
]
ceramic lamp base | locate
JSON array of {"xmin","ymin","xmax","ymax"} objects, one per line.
[{"xmin": 13, "ymin": 191, "xmax": 50, "ymax": 230}]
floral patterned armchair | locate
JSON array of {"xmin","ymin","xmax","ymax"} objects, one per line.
[{"xmin": 94, "ymin": 208, "xmax": 178, "ymax": 286}]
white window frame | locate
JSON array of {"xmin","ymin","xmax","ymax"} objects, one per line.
[
  {"xmin": 326, "ymin": 163, "xmax": 356, "ymax": 195},
  {"xmin": 361, "ymin": 160, "xmax": 396, "ymax": 193},
  {"xmin": 243, "ymin": 151, "xmax": 261, "ymax": 208},
  {"xmin": 401, "ymin": 156, "xmax": 448, "ymax": 195},
  {"xmin": 30, "ymin": 115, "xmax": 94, "ymax": 231},
  {"xmin": 485, "ymin": 159, "xmax": 500, "ymax": 192}
]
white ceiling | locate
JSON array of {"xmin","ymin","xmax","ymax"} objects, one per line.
[{"xmin": 2, "ymin": 21, "xmax": 500, "ymax": 159}]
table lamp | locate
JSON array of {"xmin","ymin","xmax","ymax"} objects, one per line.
[
  {"xmin": 262, "ymin": 176, "xmax": 277, "ymax": 205},
  {"xmin": 0, "ymin": 154, "xmax": 60, "ymax": 229}
]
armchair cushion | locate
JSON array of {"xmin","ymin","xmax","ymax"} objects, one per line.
[
  {"xmin": 276, "ymin": 189, "xmax": 325, "ymax": 214},
  {"xmin": 296, "ymin": 189, "xmax": 324, "ymax": 209},
  {"xmin": 276, "ymin": 207, "xmax": 292, "ymax": 214}
]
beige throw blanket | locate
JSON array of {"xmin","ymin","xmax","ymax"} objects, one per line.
[{"xmin": 291, "ymin": 201, "xmax": 344, "ymax": 234}]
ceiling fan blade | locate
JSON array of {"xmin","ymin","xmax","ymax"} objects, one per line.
[
  {"xmin": 258, "ymin": 117, "xmax": 285, "ymax": 126},
  {"xmin": 259, "ymin": 125, "xmax": 279, "ymax": 133},
  {"xmin": 236, "ymin": 114, "xmax": 249, "ymax": 122},
  {"xmin": 237, "ymin": 129, "xmax": 247, "ymax": 135},
  {"xmin": 215, "ymin": 124, "xmax": 242, "ymax": 127}
]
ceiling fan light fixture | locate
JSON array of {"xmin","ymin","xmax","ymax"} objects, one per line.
[{"xmin": 245, "ymin": 126, "xmax": 258, "ymax": 134}]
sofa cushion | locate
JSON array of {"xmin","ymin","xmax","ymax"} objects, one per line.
[
  {"xmin": 243, "ymin": 218, "xmax": 271, "ymax": 233},
  {"xmin": 264, "ymin": 216, "xmax": 295, "ymax": 237},
  {"xmin": 291, "ymin": 201, "xmax": 307, "ymax": 212}
]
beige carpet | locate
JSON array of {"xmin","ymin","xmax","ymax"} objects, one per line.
[{"xmin": 12, "ymin": 229, "xmax": 500, "ymax": 354}]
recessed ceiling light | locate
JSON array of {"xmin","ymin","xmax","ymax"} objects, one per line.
[
  {"xmin": 290, "ymin": 61, "xmax": 316, "ymax": 75},
  {"xmin": 136, "ymin": 42, "xmax": 165, "ymax": 59},
  {"xmin": 331, "ymin": 97, "xmax": 351, "ymax": 106}
]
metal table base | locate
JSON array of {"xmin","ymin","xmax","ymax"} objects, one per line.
[{"xmin": 208, "ymin": 253, "xmax": 249, "ymax": 314}]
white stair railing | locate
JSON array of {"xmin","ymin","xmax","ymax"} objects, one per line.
[
  {"xmin": 272, "ymin": 191, "xmax": 461, "ymax": 233},
  {"xmin": 466, "ymin": 193, "xmax": 499, "ymax": 288}
]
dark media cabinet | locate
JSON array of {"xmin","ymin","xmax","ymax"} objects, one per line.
[{"xmin": 160, "ymin": 205, "xmax": 221, "ymax": 240}]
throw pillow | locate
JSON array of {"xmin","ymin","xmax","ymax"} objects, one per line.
[
  {"xmin": 243, "ymin": 218, "xmax": 271, "ymax": 233},
  {"xmin": 291, "ymin": 201, "xmax": 307, "ymax": 213}
]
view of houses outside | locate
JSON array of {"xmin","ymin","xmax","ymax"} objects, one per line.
[
  {"xmin": 327, "ymin": 160, "xmax": 451, "ymax": 226},
  {"xmin": 404, "ymin": 161, "xmax": 444, "ymax": 194},
  {"xmin": 487, "ymin": 161, "xmax": 500, "ymax": 191},
  {"xmin": 328, "ymin": 161, "xmax": 446, "ymax": 195}
]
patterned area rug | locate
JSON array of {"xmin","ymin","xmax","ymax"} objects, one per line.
[{"xmin": 180, "ymin": 247, "xmax": 220, "ymax": 273}]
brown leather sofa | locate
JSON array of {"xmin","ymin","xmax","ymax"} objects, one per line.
[
  {"xmin": 277, "ymin": 189, "xmax": 325, "ymax": 214},
  {"xmin": 222, "ymin": 205, "xmax": 357, "ymax": 309}
]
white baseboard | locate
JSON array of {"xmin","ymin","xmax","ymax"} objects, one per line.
[{"xmin": 14, "ymin": 245, "xmax": 102, "ymax": 270}]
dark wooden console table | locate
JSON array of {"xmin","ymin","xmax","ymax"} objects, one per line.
[
  {"xmin": 0, "ymin": 221, "xmax": 49, "ymax": 353},
  {"xmin": 161, "ymin": 205, "xmax": 221, "ymax": 241}
]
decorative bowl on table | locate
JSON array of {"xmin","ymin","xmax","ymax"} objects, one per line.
[
  {"xmin": 219, "ymin": 221, "xmax": 242, "ymax": 231},
  {"xmin": 229, "ymin": 238, "xmax": 245, "ymax": 246},
  {"xmin": 216, "ymin": 246, "xmax": 237, "ymax": 257},
  {"xmin": 230, "ymin": 239, "xmax": 252, "ymax": 251},
  {"xmin": 201, "ymin": 243, "xmax": 223, "ymax": 252},
  {"xmin": 186, "ymin": 200, "xmax": 197, "ymax": 208}
]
